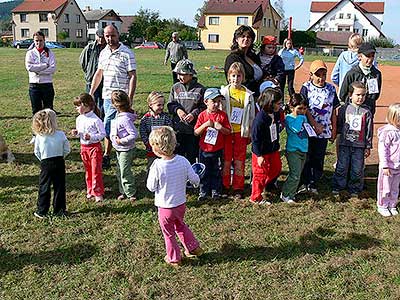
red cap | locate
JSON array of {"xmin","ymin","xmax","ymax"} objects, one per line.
[{"xmin": 262, "ymin": 35, "xmax": 277, "ymax": 45}]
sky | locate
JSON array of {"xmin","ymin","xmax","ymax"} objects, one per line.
[{"xmin": 3, "ymin": 0, "xmax": 399, "ymax": 43}]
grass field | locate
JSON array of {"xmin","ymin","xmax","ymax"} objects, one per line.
[{"xmin": 1, "ymin": 47, "xmax": 400, "ymax": 300}]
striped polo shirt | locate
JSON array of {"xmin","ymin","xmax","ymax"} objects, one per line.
[{"xmin": 98, "ymin": 43, "xmax": 136, "ymax": 99}]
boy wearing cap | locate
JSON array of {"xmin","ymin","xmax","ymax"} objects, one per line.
[
  {"xmin": 339, "ymin": 42, "xmax": 382, "ymax": 116},
  {"xmin": 194, "ymin": 88, "xmax": 231, "ymax": 201},
  {"xmin": 167, "ymin": 59, "xmax": 206, "ymax": 164},
  {"xmin": 299, "ymin": 59, "xmax": 340, "ymax": 194}
]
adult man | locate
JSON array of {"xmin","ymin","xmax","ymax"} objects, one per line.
[
  {"xmin": 164, "ymin": 32, "xmax": 188, "ymax": 83},
  {"xmin": 90, "ymin": 25, "xmax": 137, "ymax": 169},
  {"xmin": 79, "ymin": 28, "xmax": 106, "ymax": 115}
]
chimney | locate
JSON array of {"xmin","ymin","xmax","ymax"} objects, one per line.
[{"xmin": 84, "ymin": 6, "xmax": 90, "ymax": 11}]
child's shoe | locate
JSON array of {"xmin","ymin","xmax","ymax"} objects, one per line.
[
  {"xmin": 95, "ymin": 196, "xmax": 103, "ymax": 202},
  {"xmin": 54, "ymin": 210, "xmax": 68, "ymax": 218},
  {"xmin": 377, "ymin": 207, "xmax": 391, "ymax": 217},
  {"xmin": 389, "ymin": 207, "xmax": 399, "ymax": 216},
  {"xmin": 308, "ymin": 185, "xmax": 318, "ymax": 195},
  {"xmin": 184, "ymin": 246, "xmax": 204, "ymax": 258},
  {"xmin": 233, "ymin": 190, "xmax": 244, "ymax": 200},
  {"xmin": 34, "ymin": 211, "xmax": 46, "ymax": 219},
  {"xmin": 280, "ymin": 193, "xmax": 296, "ymax": 204},
  {"xmin": 296, "ymin": 184, "xmax": 308, "ymax": 194},
  {"xmin": 164, "ymin": 255, "xmax": 181, "ymax": 267},
  {"xmin": 86, "ymin": 194, "xmax": 93, "ymax": 200},
  {"xmin": 211, "ymin": 190, "xmax": 222, "ymax": 200},
  {"xmin": 117, "ymin": 194, "xmax": 126, "ymax": 200},
  {"xmin": 129, "ymin": 196, "xmax": 136, "ymax": 202}
]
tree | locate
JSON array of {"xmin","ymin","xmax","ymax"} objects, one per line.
[
  {"xmin": 194, "ymin": 1, "xmax": 208, "ymax": 23},
  {"xmin": 128, "ymin": 8, "xmax": 161, "ymax": 40},
  {"xmin": 273, "ymin": 0, "xmax": 288, "ymax": 30}
]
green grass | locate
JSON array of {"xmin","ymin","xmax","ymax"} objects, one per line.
[{"xmin": 1, "ymin": 48, "xmax": 400, "ymax": 300}]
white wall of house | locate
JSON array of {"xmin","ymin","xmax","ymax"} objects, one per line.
[{"xmin": 87, "ymin": 20, "xmax": 122, "ymax": 40}]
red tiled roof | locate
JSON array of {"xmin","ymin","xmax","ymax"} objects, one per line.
[
  {"xmin": 316, "ymin": 31, "xmax": 352, "ymax": 46},
  {"xmin": 311, "ymin": 1, "xmax": 384, "ymax": 14},
  {"xmin": 12, "ymin": 0, "xmax": 68, "ymax": 13},
  {"xmin": 204, "ymin": 0, "xmax": 266, "ymax": 14},
  {"xmin": 120, "ymin": 16, "xmax": 135, "ymax": 34}
]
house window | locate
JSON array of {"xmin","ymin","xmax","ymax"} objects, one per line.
[
  {"xmin": 20, "ymin": 14, "xmax": 27, "ymax": 23},
  {"xmin": 64, "ymin": 14, "xmax": 69, "ymax": 23},
  {"xmin": 88, "ymin": 22, "xmax": 95, "ymax": 29},
  {"xmin": 88, "ymin": 34, "xmax": 95, "ymax": 40},
  {"xmin": 21, "ymin": 28, "xmax": 29, "ymax": 37},
  {"xmin": 338, "ymin": 13, "xmax": 344, "ymax": 19},
  {"xmin": 76, "ymin": 15, "xmax": 80, "ymax": 23},
  {"xmin": 39, "ymin": 13, "xmax": 47, "ymax": 22},
  {"xmin": 268, "ymin": 19, "xmax": 272, "ymax": 27},
  {"xmin": 208, "ymin": 34, "xmax": 219, "ymax": 43},
  {"xmin": 209, "ymin": 17, "xmax": 219, "ymax": 25},
  {"xmin": 338, "ymin": 26, "xmax": 350, "ymax": 31},
  {"xmin": 347, "ymin": 13, "xmax": 352, "ymax": 19},
  {"xmin": 362, "ymin": 29, "xmax": 368, "ymax": 36},
  {"xmin": 40, "ymin": 28, "xmax": 49, "ymax": 37},
  {"xmin": 102, "ymin": 22, "xmax": 107, "ymax": 28},
  {"xmin": 237, "ymin": 17, "xmax": 248, "ymax": 25},
  {"xmin": 262, "ymin": 18, "xmax": 267, "ymax": 27},
  {"xmin": 76, "ymin": 29, "xmax": 83, "ymax": 38},
  {"xmin": 63, "ymin": 28, "xmax": 70, "ymax": 37},
  {"xmin": 275, "ymin": 20, "xmax": 279, "ymax": 28},
  {"xmin": 354, "ymin": 28, "xmax": 359, "ymax": 33}
]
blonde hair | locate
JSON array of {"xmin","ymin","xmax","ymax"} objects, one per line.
[
  {"xmin": 32, "ymin": 109, "xmax": 57, "ymax": 135},
  {"xmin": 147, "ymin": 91, "xmax": 164, "ymax": 105},
  {"xmin": 386, "ymin": 103, "xmax": 400, "ymax": 127},
  {"xmin": 149, "ymin": 126, "xmax": 176, "ymax": 156},
  {"xmin": 111, "ymin": 90, "xmax": 130, "ymax": 112},
  {"xmin": 227, "ymin": 62, "xmax": 246, "ymax": 82},
  {"xmin": 348, "ymin": 33, "xmax": 363, "ymax": 51}
]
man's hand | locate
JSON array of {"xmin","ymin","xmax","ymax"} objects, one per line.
[{"xmin": 383, "ymin": 168, "xmax": 391, "ymax": 176}]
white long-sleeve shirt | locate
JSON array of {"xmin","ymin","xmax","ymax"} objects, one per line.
[
  {"xmin": 34, "ymin": 130, "xmax": 70, "ymax": 161},
  {"xmin": 25, "ymin": 47, "xmax": 56, "ymax": 84},
  {"xmin": 146, "ymin": 155, "xmax": 200, "ymax": 208},
  {"xmin": 75, "ymin": 111, "xmax": 106, "ymax": 145}
]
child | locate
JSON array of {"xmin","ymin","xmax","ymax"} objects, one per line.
[
  {"xmin": 300, "ymin": 60, "xmax": 340, "ymax": 194},
  {"xmin": 167, "ymin": 59, "xmax": 206, "ymax": 164},
  {"xmin": 139, "ymin": 91, "xmax": 172, "ymax": 172},
  {"xmin": 332, "ymin": 82, "xmax": 372, "ymax": 196},
  {"xmin": 72, "ymin": 93, "xmax": 106, "ymax": 202},
  {"xmin": 339, "ymin": 42, "xmax": 382, "ymax": 117},
  {"xmin": 194, "ymin": 88, "xmax": 231, "ymax": 201},
  {"xmin": 258, "ymin": 35, "xmax": 285, "ymax": 95},
  {"xmin": 281, "ymin": 94, "xmax": 309, "ymax": 204},
  {"xmin": 32, "ymin": 109, "xmax": 70, "ymax": 218},
  {"xmin": 220, "ymin": 62, "xmax": 256, "ymax": 199},
  {"xmin": 376, "ymin": 103, "xmax": 400, "ymax": 217},
  {"xmin": 146, "ymin": 126, "xmax": 203, "ymax": 266},
  {"xmin": 250, "ymin": 88, "xmax": 283, "ymax": 204},
  {"xmin": 110, "ymin": 90, "xmax": 138, "ymax": 201}
]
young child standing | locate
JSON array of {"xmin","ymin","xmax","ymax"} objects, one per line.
[
  {"xmin": 167, "ymin": 59, "xmax": 206, "ymax": 164},
  {"xmin": 250, "ymin": 88, "xmax": 283, "ymax": 204},
  {"xmin": 146, "ymin": 126, "xmax": 203, "ymax": 266},
  {"xmin": 139, "ymin": 91, "xmax": 172, "ymax": 172},
  {"xmin": 194, "ymin": 88, "xmax": 231, "ymax": 201},
  {"xmin": 281, "ymin": 94, "xmax": 309, "ymax": 204},
  {"xmin": 220, "ymin": 62, "xmax": 256, "ymax": 199},
  {"xmin": 376, "ymin": 103, "xmax": 400, "ymax": 217},
  {"xmin": 300, "ymin": 60, "xmax": 340, "ymax": 194},
  {"xmin": 32, "ymin": 109, "xmax": 70, "ymax": 218},
  {"xmin": 332, "ymin": 82, "xmax": 372, "ymax": 196},
  {"xmin": 72, "ymin": 93, "xmax": 106, "ymax": 202},
  {"xmin": 110, "ymin": 90, "xmax": 138, "ymax": 201}
]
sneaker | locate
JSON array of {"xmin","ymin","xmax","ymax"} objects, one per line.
[
  {"xmin": 129, "ymin": 196, "xmax": 136, "ymax": 202},
  {"xmin": 389, "ymin": 207, "xmax": 399, "ymax": 216},
  {"xmin": 102, "ymin": 155, "xmax": 111, "ymax": 170},
  {"xmin": 198, "ymin": 195, "xmax": 207, "ymax": 202},
  {"xmin": 259, "ymin": 199, "xmax": 272, "ymax": 205},
  {"xmin": 184, "ymin": 246, "xmax": 204, "ymax": 258},
  {"xmin": 211, "ymin": 191, "xmax": 222, "ymax": 200},
  {"xmin": 34, "ymin": 211, "xmax": 46, "ymax": 219},
  {"xmin": 233, "ymin": 190, "xmax": 244, "ymax": 200},
  {"xmin": 54, "ymin": 210, "xmax": 68, "ymax": 218},
  {"xmin": 164, "ymin": 255, "xmax": 181, "ymax": 267},
  {"xmin": 350, "ymin": 193, "xmax": 358, "ymax": 198},
  {"xmin": 29, "ymin": 135, "xmax": 36, "ymax": 144},
  {"xmin": 280, "ymin": 193, "xmax": 296, "ymax": 204},
  {"xmin": 117, "ymin": 194, "xmax": 126, "ymax": 201},
  {"xmin": 86, "ymin": 194, "xmax": 93, "ymax": 199},
  {"xmin": 332, "ymin": 190, "xmax": 340, "ymax": 195},
  {"xmin": 95, "ymin": 196, "xmax": 103, "ymax": 202},
  {"xmin": 308, "ymin": 186, "xmax": 318, "ymax": 195},
  {"xmin": 377, "ymin": 207, "xmax": 392, "ymax": 217},
  {"xmin": 297, "ymin": 184, "xmax": 308, "ymax": 194}
]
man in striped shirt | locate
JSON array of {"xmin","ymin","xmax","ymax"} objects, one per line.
[{"xmin": 90, "ymin": 25, "xmax": 137, "ymax": 169}]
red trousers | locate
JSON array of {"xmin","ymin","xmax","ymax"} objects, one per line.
[
  {"xmin": 251, "ymin": 151, "xmax": 282, "ymax": 201},
  {"xmin": 222, "ymin": 132, "xmax": 249, "ymax": 191},
  {"xmin": 81, "ymin": 142, "xmax": 104, "ymax": 197}
]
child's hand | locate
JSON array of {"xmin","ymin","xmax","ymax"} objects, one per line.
[
  {"xmin": 257, "ymin": 156, "xmax": 265, "ymax": 167},
  {"xmin": 115, "ymin": 136, "xmax": 121, "ymax": 145},
  {"xmin": 214, "ymin": 121, "xmax": 222, "ymax": 130},
  {"xmin": 364, "ymin": 149, "xmax": 371, "ymax": 158},
  {"xmin": 70, "ymin": 129, "xmax": 78, "ymax": 136},
  {"xmin": 383, "ymin": 168, "xmax": 391, "ymax": 176},
  {"xmin": 84, "ymin": 133, "xmax": 91, "ymax": 140},
  {"xmin": 177, "ymin": 109, "xmax": 187, "ymax": 120},
  {"xmin": 183, "ymin": 113, "xmax": 194, "ymax": 123},
  {"xmin": 314, "ymin": 123, "xmax": 324, "ymax": 135}
]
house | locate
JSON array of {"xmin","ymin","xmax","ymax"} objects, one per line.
[
  {"xmin": 12, "ymin": 0, "xmax": 87, "ymax": 44},
  {"xmin": 119, "ymin": 16, "xmax": 135, "ymax": 35},
  {"xmin": 308, "ymin": 0, "xmax": 385, "ymax": 42},
  {"xmin": 82, "ymin": 6, "xmax": 122, "ymax": 41},
  {"xmin": 198, "ymin": 0, "xmax": 282, "ymax": 50}
]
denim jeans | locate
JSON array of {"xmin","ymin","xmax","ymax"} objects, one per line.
[
  {"xmin": 199, "ymin": 149, "xmax": 223, "ymax": 197},
  {"xmin": 332, "ymin": 145, "xmax": 365, "ymax": 193},
  {"xmin": 103, "ymin": 98, "xmax": 117, "ymax": 137}
]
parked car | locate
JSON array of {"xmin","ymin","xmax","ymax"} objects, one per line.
[
  {"xmin": 183, "ymin": 41, "xmax": 205, "ymax": 50},
  {"xmin": 134, "ymin": 41, "xmax": 164, "ymax": 49},
  {"xmin": 13, "ymin": 39, "xmax": 33, "ymax": 49},
  {"xmin": 45, "ymin": 41, "xmax": 66, "ymax": 49}
]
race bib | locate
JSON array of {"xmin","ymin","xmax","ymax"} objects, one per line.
[
  {"xmin": 204, "ymin": 127, "xmax": 218, "ymax": 145},
  {"xmin": 349, "ymin": 115, "xmax": 362, "ymax": 131},
  {"xmin": 313, "ymin": 96, "xmax": 324, "ymax": 110},
  {"xmin": 303, "ymin": 123, "xmax": 317, "ymax": 137},
  {"xmin": 270, "ymin": 123, "xmax": 277, "ymax": 142},
  {"xmin": 230, "ymin": 107, "xmax": 243, "ymax": 124},
  {"xmin": 367, "ymin": 78, "xmax": 379, "ymax": 94}
]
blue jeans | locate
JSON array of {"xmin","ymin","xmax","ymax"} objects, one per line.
[
  {"xmin": 86, "ymin": 83, "xmax": 103, "ymax": 117},
  {"xmin": 103, "ymin": 98, "xmax": 117, "ymax": 137},
  {"xmin": 332, "ymin": 145, "xmax": 365, "ymax": 193},
  {"xmin": 199, "ymin": 149, "xmax": 223, "ymax": 197}
]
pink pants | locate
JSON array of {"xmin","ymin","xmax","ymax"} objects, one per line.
[
  {"xmin": 158, "ymin": 204, "xmax": 200, "ymax": 263},
  {"xmin": 377, "ymin": 168, "xmax": 400, "ymax": 208},
  {"xmin": 81, "ymin": 142, "xmax": 104, "ymax": 197}
]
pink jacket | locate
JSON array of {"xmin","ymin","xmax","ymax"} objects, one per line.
[
  {"xmin": 378, "ymin": 124, "xmax": 400, "ymax": 169},
  {"xmin": 25, "ymin": 47, "xmax": 56, "ymax": 84}
]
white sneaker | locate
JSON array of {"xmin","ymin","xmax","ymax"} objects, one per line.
[
  {"xmin": 29, "ymin": 136, "xmax": 36, "ymax": 144},
  {"xmin": 309, "ymin": 187, "xmax": 319, "ymax": 195},
  {"xmin": 296, "ymin": 184, "xmax": 308, "ymax": 194},
  {"xmin": 95, "ymin": 196, "xmax": 103, "ymax": 202},
  {"xmin": 389, "ymin": 207, "xmax": 399, "ymax": 216},
  {"xmin": 280, "ymin": 193, "xmax": 296, "ymax": 204},
  {"xmin": 377, "ymin": 207, "xmax": 391, "ymax": 217}
]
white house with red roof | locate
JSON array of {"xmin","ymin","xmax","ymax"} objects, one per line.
[
  {"xmin": 308, "ymin": 0, "xmax": 385, "ymax": 39},
  {"xmin": 12, "ymin": 0, "xmax": 87, "ymax": 44}
]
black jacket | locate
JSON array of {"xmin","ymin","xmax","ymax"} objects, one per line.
[
  {"xmin": 251, "ymin": 110, "xmax": 281, "ymax": 156},
  {"xmin": 258, "ymin": 53, "xmax": 285, "ymax": 83}
]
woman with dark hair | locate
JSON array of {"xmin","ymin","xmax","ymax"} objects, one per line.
[{"xmin": 224, "ymin": 25, "xmax": 263, "ymax": 96}]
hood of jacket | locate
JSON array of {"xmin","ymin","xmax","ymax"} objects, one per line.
[{"xmin": 342, "ymin": 51, "xmax": 359, "ymax": 66}]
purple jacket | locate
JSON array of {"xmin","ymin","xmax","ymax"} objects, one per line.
[
  {"xmin": 378, "ymin": 124, "xmax": 400, "ymax": 169},
  {"xmin": 110, "ymin": 111, "xmax": 138, "ymax": 151}
]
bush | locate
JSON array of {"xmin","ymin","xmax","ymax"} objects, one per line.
[
  {"xmin": 279, "ymin": 30, "xmax": 316, "ymax": 47},
  {"xmin": 70, "ymin": 41, "xmax": 76, "ymax": 48},
  {"xmin": 366, "ymin": 36, "xmax": 395, "ymax": 48}
]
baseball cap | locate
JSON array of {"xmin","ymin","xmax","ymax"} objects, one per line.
[
  {"xmin": 358, "ymin": 42, "xmax": 376, "ymax": 55},
  {"xmin": 204, "ymin": 88, "xmax": 222, "ymax": 100},
  {"xmin": 173, "ymin": 59, "xmax": 197, "ymax": 75},
  {"xmin": 310, "ymin": 60, "xmax": 327, "ymax": 74},
  {"xmin": 262, "ymin": 35, "xmax": 277, "ymax": 45},
  {"xmin": 259, "ymin": 80, "xmax": 278, "ymax": 94},
  {"xmin": 96, "ymin": 28, "xmax": 104, "ymax": 37}
]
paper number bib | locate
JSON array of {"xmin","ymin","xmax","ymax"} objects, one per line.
[
  {"xmin": 367, "ymin": 78, "xmax": 379, "ymax": 94},
  {"xmin": 349, "ymin": 115, "xmax": 362, "ymax": 131},
  {"xmin": 270, "ymin": 124, "xmax": 277, "ymax": 142},
  {"xmin": 204, "ymin": 127, "xmax": 218, "ymax": 145},
  {"xmin": 230, "ymin": 107, "xmax": 243, "ymax": 124},
  {"xmin": 303, "ymin": 123, "xmax": 317, "ymax": 137}
]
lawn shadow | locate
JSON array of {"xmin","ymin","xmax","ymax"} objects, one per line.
[
  {"xmin": 0, "ymin": 115, "xmax": 31, "ymax": 121},
  {"xmin": 74, "ymin": 200, "xmax": 156, "ymax": 216},
  {"xmin": 0, "ymin": 243, "xmax": 98, "ymax": 273},
  {"xmin": 193, "ymin": 227, "xmax": 381, "ymax": 265}
]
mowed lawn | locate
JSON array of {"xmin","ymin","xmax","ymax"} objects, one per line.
[{"xmin": 1, "ymin": 47, "xmax": 400, "ymax": 300}]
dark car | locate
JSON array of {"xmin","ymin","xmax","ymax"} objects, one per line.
[
  {"xmin": 183, "ymin": 41, "xmax": 205, "ymax": 50},
  {"xmin": 13, "ymin": 39, "xmax": 33, "ymax": 49}
]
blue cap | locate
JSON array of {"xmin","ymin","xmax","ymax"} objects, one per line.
[
  {"xmin": 204, "ymin": 87, "xmax": 222, "ymax": 100},
  {"xmin": 259, "ymin": 80, "xmax": 278, "ymax": 94}
]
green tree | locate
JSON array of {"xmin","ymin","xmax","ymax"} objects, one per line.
[
  {"xmin": 194, "ymin": 1, "xmax": 208, "ymax": 23},
  {"xmin": 128, "ymin": 8, "xmax": 161, "ymax": 40}
]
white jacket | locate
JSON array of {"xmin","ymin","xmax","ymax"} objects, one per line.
[{"xmin": 25, "ymin": 47, "xmax": 56, "ymax": 84}]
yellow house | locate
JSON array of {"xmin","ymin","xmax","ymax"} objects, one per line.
[{"xmin": 198, "ymin": 0, "xmax": 282, "ymax": 50}]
